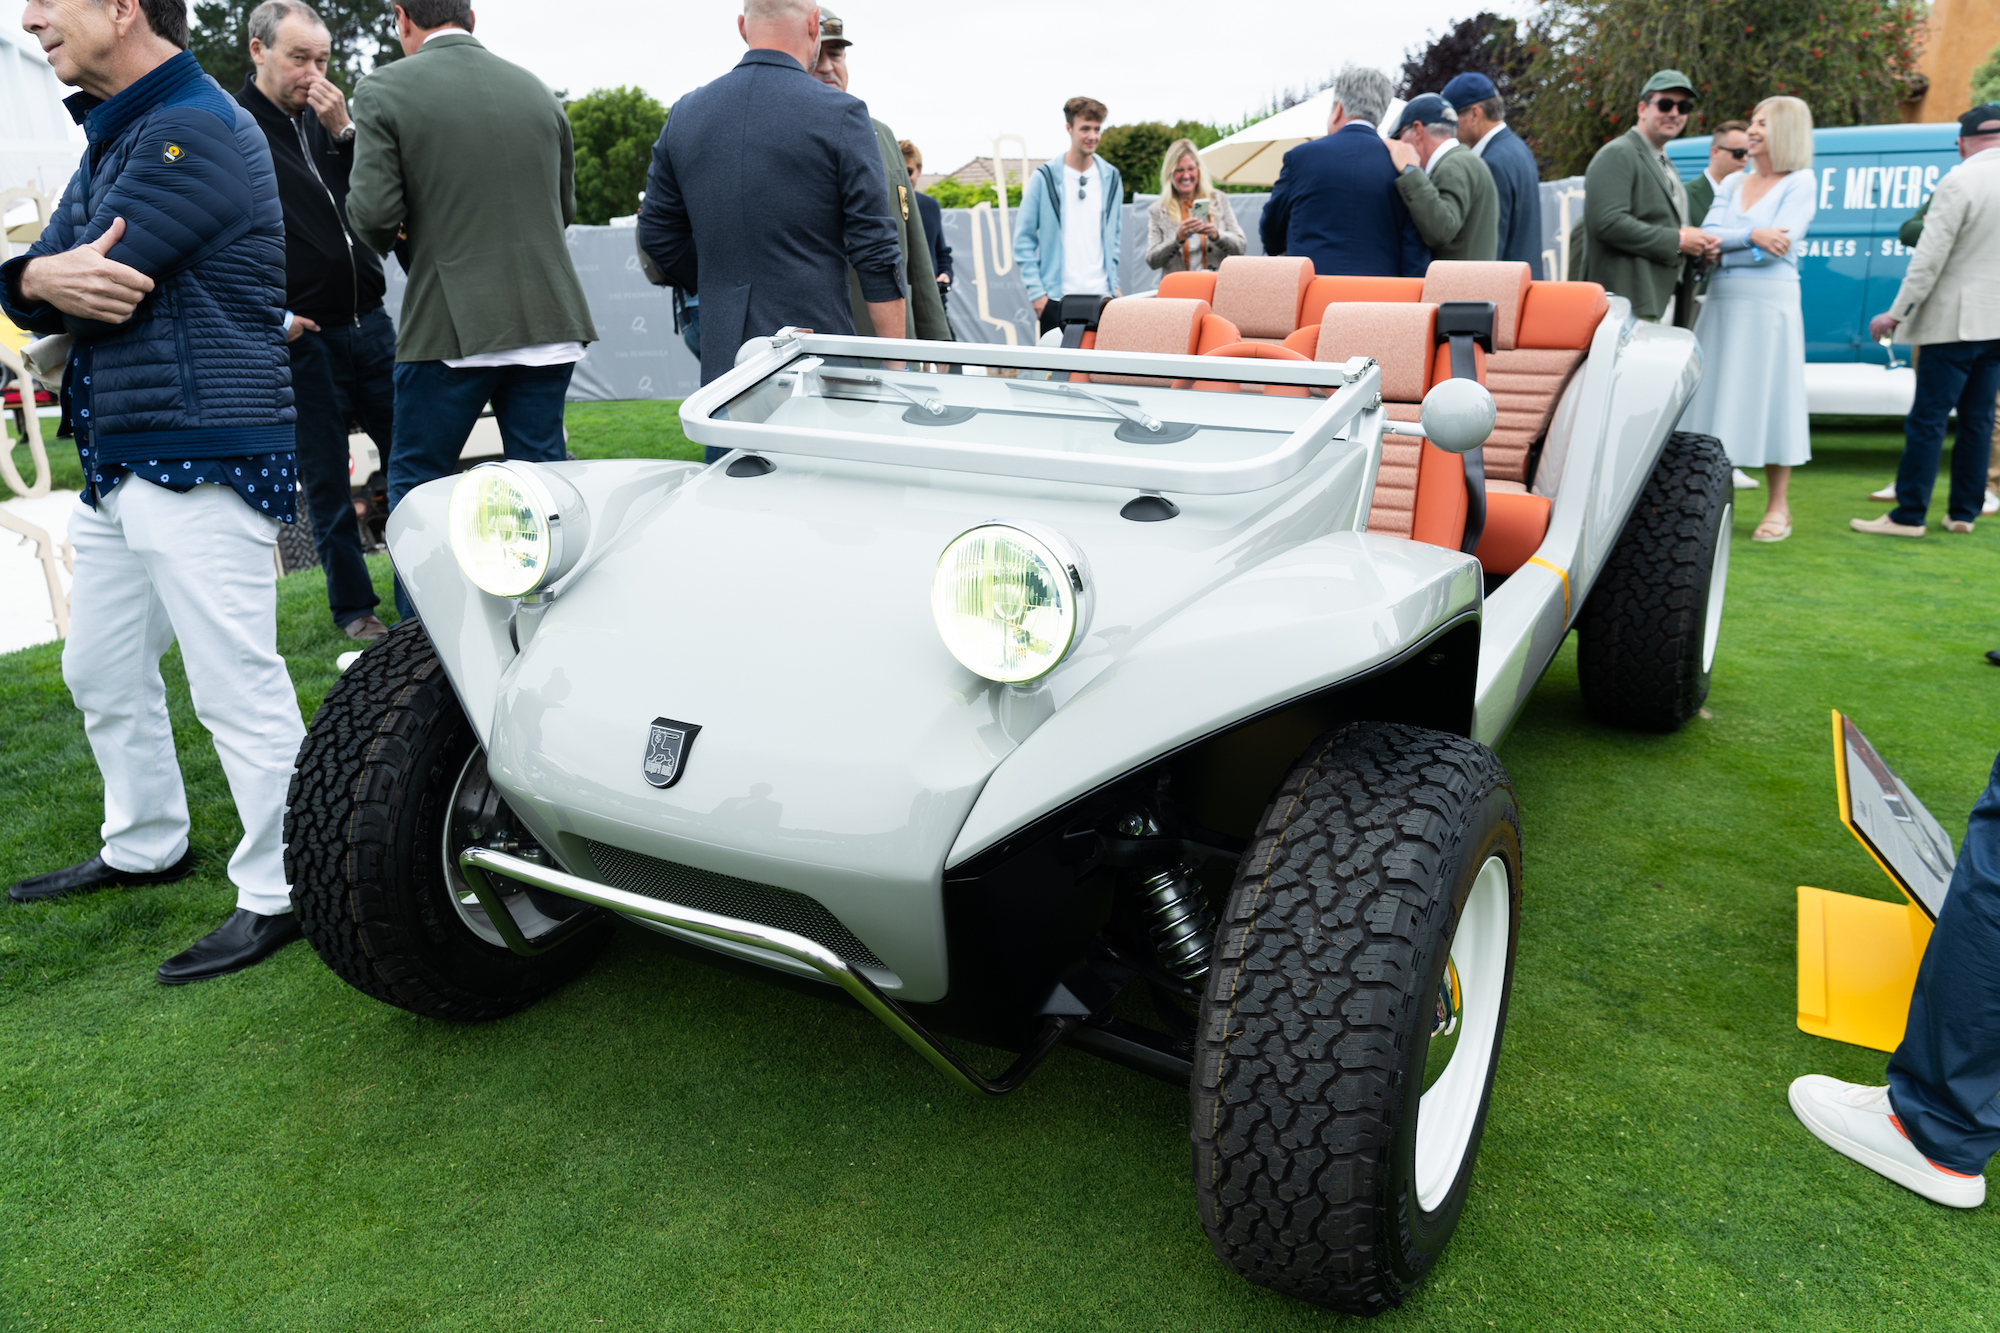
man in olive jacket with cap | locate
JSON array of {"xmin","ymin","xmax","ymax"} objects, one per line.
[
  {"xmin": 812, "ymin": 8, "xmax": 949, "ymax": 342},
  {"xmin": 1574, "ymin": 69, "xmax": 1716, "ymax": 322},
  {"xmin": 1387, "ymin": 94, "xmax": 1499, "ymax": 263}
]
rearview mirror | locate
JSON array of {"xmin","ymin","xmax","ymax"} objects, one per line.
[{"xmin": 1418, "ymin": 378, "xmax": 1496, "ymax": 455}]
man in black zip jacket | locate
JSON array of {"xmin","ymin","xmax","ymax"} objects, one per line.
[{"xmin": 236, "ymin": 0, "xmax": 394, "ymax": 641}]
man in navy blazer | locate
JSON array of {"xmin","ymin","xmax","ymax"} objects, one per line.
[
  {"xmin": 637, "ymin": 0, "xmax": 904, "ymax": 389},
  {"xmin": 1260, "ymin": 68, "xmax": 1427, "ymax": 278},
  {"xmin": 1444, "ymin": 73, "xmax": 1544, "ymax": 277}
]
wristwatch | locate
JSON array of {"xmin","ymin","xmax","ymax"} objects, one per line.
[{"xmin": 335, "ymin": 123, "xmax": 356, "ymax": 144}]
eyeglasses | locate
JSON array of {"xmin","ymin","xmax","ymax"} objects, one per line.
[
  {"xmin": 1718, "ymin": 146, "xmax": 1748, "ymax": 160},
  {"xmin": 1651, "ymin": 97, "xmax": 1696, "ymax": 115}
]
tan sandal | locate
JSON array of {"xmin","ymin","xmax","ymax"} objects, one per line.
[{"xmin": 1753, "ymin": 511, "xmax": 1791, "ymax": 542}]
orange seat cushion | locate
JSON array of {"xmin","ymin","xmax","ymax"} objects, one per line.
[
  {"xmin": 1195, "ymin": 313, "xmax": 1243, "ymax": 354},
  {"xmin": 1518, "ymin": 281, "xmax": 1609, "ymax": 350},
  {"xmin": 1485, "ymin": 347, "xmax": 1586, "ymax": 483},
  {"xmin": 1411, "ymin": 439, "xmax": 1469, "ymax": 550},
  {"xmin": 1421, "ymin": 261, "xmax": 1532, "ymax": 351},
  {"xmin": 1366, "ymin": 402, "xmax": 1467, "ymax": 550},
  {"xmin": 1300, "ymin": 275, "xmax": 1425, "ymax": 327},
  {"xmin": 1430, "ymin": 342, "xmax": 1487, "ymax": 387},
  {"xmin": 1157, "ymin": 271, "xmax": 1218, "ymax": 305},
  {"xmin": 1190, "ymin": 341, "xmax": 1312, "ymax": 397},
  {"xmin": 1211, "ymin": 256, "xmax": 1314, "ymax": 338},
  {"xmin": 1474, "ymin": 490, "xmax": 1553, "ymax": 574}
]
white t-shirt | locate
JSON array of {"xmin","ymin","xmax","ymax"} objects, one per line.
[{"xmin": 1061, "ymin": 160, "xmax": 1108, "ymax": 297}]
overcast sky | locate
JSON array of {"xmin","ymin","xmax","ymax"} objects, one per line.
[{"xmin": 9, "ymin": 1, "xmax": 1532, "ymax": 168}]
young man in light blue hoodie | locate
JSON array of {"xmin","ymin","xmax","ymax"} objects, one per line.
[{"xmin": 1014, "ymin": 96, "xmax": 1122, "ymax": 335}]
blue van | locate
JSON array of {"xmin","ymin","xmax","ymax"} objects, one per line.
[{"xmin": 1667, "ymin": 123, "xmax": 1958, "ymax": 411}]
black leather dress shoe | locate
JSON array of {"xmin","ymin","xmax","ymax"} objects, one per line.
[
  {"xmin": 157, "ymin": 908, "xmax": 303, "ymax": 985},
  {"xmin": 8, "ymin": 849, "xmax": 200, "ymax": 904},
  {"xmin": 1987, "ymin": 650, "xmax": 2000, "ymax": 668}
]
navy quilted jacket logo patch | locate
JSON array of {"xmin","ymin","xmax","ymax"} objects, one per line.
[{"xmin": 162, "ymin": 143, "xmax": 184, "ymax": 163}]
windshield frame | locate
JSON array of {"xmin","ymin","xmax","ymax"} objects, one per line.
[{"xmin": 680, "ymin": 333, "xmax": 1386, "ymax": 496}]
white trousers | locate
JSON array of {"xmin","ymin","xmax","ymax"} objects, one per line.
[{"xmin": 63, "ymin": 479, "xmax": 306, "ymax": 915}]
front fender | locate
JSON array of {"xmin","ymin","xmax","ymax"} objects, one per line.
[
  {"xmin": 946, "ymin": 531, "xmax": 1482, "ymax": 866},
  {"xmin": 384, "ymin": 458, "xmax": 703, "ymax": 750}
]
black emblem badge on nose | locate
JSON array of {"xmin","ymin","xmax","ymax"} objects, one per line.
[{"xmin": 642, "ymin": 717, "xmax": 701, "ymax": 789}]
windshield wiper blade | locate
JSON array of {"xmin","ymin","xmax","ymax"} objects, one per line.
[
  {"xmin": 816, "ymin": 370, "xmax": 950, "ymax": 418},
  {"xmin": 1007, "ymin": 379, "xmax": 1166, "ymax": 435}
]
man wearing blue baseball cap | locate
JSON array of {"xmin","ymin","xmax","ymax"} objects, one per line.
[
  {"xmin": 1441, "ymin": 72, "xmax": 1542, "ymax": 277},
  {"xmin": 1386, "ymin": 93, "xmax": 1499, "ymax": 263}
]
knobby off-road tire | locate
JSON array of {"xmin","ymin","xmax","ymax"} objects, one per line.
[
  {"xmin": 284, "ymin": 620, "xmax": 607, "ymax": 1020},
  {"xmin": 1192, "ymin": 722, "xmax": 1522, "ymax": 1316},
  {"xmin": 1576, "ymin": 430, "xmax": 1732, "ymax": 732}
]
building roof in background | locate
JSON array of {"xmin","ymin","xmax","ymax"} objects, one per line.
[{"xmin": 939, "ymin": 156, "xmax": 1050, "ymax": 188}]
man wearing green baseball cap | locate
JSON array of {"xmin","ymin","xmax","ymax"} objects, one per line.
[{"xmin": 1573, "ymin": 69, "xmax": 1718, "ymax": 322}]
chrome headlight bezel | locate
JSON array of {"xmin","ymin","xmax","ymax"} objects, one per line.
[
  {"xmin": 929, "ymin": 521, "xmax": 1093, "ymax": 685},
  {"xmin": 447, "ymin": 461, "xmax": 591, "ymax": 599}
]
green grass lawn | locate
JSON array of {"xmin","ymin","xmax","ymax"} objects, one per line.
[{"xmin": 3, "ymin": 410, "xmax": 1998, "ymax": 1330}]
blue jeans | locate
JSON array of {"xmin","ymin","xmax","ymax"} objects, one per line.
[
  {"xmin": 1890, "ymin": 338, "xmax": 2000, "ymax": 527},
  {"xmin": 1888, "ymin": 750, "xmax": 2000, "ymax": 1174},
  {"xmin": 386, "ymin": 359, "xmax": 575, "ymax": 620},
  {"xmin": 290, "ymin": 306, "xmax": 396, "ymax": 629}
]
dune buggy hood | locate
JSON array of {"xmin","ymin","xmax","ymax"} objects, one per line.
[{"xmin": 388, "ymin": 438, "xmax": 1477, "ymax": 1000}]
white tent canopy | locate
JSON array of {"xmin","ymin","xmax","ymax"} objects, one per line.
[
  {"xmin": 1200, "ymin": 91, "xmax": 1406, "ymax": 188},
  {"xmin": 2, "ymin": 29, "xmax": 83, "ymax": 213}
]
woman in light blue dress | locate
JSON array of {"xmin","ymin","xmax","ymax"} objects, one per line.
[{"xmin": 1680, "ymin": 96, "xmax": 1818, "ymax": 542}]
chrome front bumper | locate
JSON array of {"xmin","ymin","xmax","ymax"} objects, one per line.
[{"xmin": 458, "ymin": 848, "xmax": 1074, "ymax": 1095}]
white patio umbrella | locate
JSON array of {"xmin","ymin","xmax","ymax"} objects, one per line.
[{"xmin": 1200, "ymin": 92, "xmax": 1407, "ymax": 188}]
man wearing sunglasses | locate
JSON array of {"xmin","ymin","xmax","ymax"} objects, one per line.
[
  {"xmin": 1574, "ymin": 69, "xmax": 1718, "ymax": 323},
  {"xmin": 1685, "ymin": 120, "xmax": 1750, "ymax": 228}
]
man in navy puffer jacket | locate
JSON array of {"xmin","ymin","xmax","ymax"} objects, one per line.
[{"xmin": 2, "ymin": 0, "xmax": 310, "ymax": 986}]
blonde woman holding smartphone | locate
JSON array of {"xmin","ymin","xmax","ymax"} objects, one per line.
[
  {"xmin": 1680, "ymin": 95, "xmax": 1818, "ymax": 542},
  {"xmin": 1146, "ymin": 138, "xmax": 1246, "ymax": 274}
]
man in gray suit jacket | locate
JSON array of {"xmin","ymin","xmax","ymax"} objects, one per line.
[
  {"xmin": 346, "ymin": 0, "xmax": 597, "ymax": 619},
  {"xmin": 637, "ymin": 0, "xmax": 905, "ymax": 394}
]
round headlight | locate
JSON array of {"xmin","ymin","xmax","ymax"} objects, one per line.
[
  {"xmin": 447, "ymin": 463, "xmax": 589, "ymax": 598},
  {"xmin": 931, "ymin": 523, "xmax": 1090, "ymax": 684}
]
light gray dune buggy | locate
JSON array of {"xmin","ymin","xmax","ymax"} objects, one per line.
[{"xmin": 285, "ymin": 259, "xmax": 1728, "ymax": 1314}]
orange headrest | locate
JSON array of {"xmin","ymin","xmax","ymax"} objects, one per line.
[
  {"xmin": 1422, "ymin": 261, "xmax": 1532, "ymax": 351},
  {"xmin": 1300, "ymin": 275, "xmax": 1426, "ymax": 328},
  {"xmin": 1315, "ymin": 303, "xmax": 1439, "ymax": 402},
  {"xmin": 1518, "ymin": 281, "xmax": 1610, "ymax": 350},
  {"xmin": 1212, "ymin": 255, "xmax": 1315, "ymax": 338},
  {"xmin": 1157, "ymin": 271, "xmax": 1219, "ymax": 305}
]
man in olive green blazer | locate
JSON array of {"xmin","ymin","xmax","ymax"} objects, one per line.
[
  {"xmin": 347, "ymin": 2, "xmax": 598, "ymax": 619},
  {"xmin": 1575, "ymin": 70, "xmax": 1716, "ymax": 322},
  {"xmin": 1387, "ymin": 95, "xmax": 1499, "ymax": 263},
  {"xmin": 811, "ymin": 11, "xmax": 949, "ymax": 341}
]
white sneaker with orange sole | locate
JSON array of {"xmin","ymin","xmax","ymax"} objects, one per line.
[{"xmin": 1789, "ymin": 1076, "xmax": 1986, "ymax": 1208}]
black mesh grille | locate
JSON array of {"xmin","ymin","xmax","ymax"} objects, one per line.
[{"xmin": 585, "ymin": 841, "xmax": 887, "ymax": 971}]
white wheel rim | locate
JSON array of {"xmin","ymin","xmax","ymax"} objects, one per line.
[
  {"xmin": 1701, "ymin": 503, "xmax": 1731, "ymax": 674},
  {"xmin": 1414, "ymin": 855, "xmax": 1511, "ymax": 1212}
]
